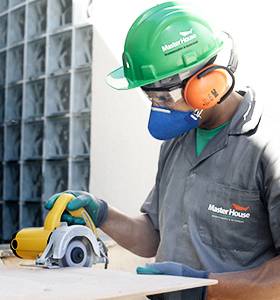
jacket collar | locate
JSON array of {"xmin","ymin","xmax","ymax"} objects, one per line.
[{"xmin": 228, "ymin": 87, "xmax": 263, "ymax": 135}]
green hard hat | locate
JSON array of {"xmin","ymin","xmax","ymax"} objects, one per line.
[{"xmin": 106, "ymin": 1, "xmax": 224, "ymax": 90}]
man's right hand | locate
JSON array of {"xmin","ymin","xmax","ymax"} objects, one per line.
[{"xmin": 44, "ymin": 191, "xmax": 108, "ymax": 227}]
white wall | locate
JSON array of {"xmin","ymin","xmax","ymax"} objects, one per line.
[
  {"xmin": 91, "ymin": 0, "xmax": 280, "ymax": 215},
  {"xmin": 201, "ymin": 0, "xmax": 280, "ymax": 106},
  {"xmin": 90, "ymin": 31, "xmax": 161, "ymax": 215}
]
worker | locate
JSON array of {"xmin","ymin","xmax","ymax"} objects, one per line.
[{"xmin": 45, "ymin": 2, "xmax": 280, "ymax": 299}]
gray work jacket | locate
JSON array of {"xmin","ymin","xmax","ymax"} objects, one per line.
[{"xmin": 141, "ymin": 87, "xmax": 280, "ymax": 274}]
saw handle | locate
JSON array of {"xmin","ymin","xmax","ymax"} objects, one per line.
[
  {"xmin": 44, "ymin": 193, "xmax": 74, "ymax": 231},
  {"xmin": 70, "ymin": 208, "xmax": 98, "ymax": 237},
  {"xmin": 44, "ymin": 193, "xmax": 98, "ymax": 236}
]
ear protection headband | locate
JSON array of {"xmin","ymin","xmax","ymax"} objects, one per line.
[{"xmin": 183, "ymin": 32, "xmax": 238, "ymax": 110}]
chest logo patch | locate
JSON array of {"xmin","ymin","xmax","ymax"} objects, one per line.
[
  {"xmin": 208, "ymin": 203, "xmax": 251, "ymax": 223},
  {"xmin": 231, "ymin": 203, "xmax": 250, "ymax": 212}
]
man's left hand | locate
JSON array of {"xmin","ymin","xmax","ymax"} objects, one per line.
[
  {"xmin": 137, "ymin": 261, "xmax": 209, "ymax": 278},
  {"xmin": 137, "ymin": 262, "xmax": 209, "ymax": 299}
]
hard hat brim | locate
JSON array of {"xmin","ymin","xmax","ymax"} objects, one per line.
[{"xmin": 106, "ymin": 67, "xmax": 135, "ymax": 90}]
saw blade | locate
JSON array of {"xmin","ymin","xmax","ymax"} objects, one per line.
[{"xmin": 60, "ymin": 238, "xmax": 94, "ymax": 267}]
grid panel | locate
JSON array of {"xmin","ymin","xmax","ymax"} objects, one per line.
[
  {"xmin": 23, "ymin": 121, "xmax": 43, "ymax": 159},
  {"xmin": 6, "ymin": 84, "xmax": 22, "ymax": 121},
  {"xmin": 21, "ymin": 161, "xmax": 43, "ymax": 201},
  {"xmin": 72, "ymin": 115, "xmax": 90, "ymax": 158},
  {"xmin": 7, "ymin": 45, "xmax": 24, "ymax": 84},
  {"xmin": 45, "ymin": 117, "xmax": 69, "ymax": 158},
  {"xmin": 0, "ymin": 52, "xmax": 6, "ymax": 87},
  {"xmin": 46, "ymin": 74, "xmax": 70, "ymax": 116},
  {"xmin": 48, "ymin": 0, "xmax": 72, "ymax": 32},
  {"xmin": 75, "ymin": 26, "xmax": 92, "ymax": 68},
  {"xmin": 0, "ymin": 164, "xmax": 3, "ymax": 199},
  {"xmin": 0, "ymin": 126, "xmax": 3, "ymax": 161},
  {"xmin": 73, "ymin": 69, "xmax": 91, "ymax": 113},
  {"xmin": 24, "ymin": 79, "xmax": 45, "ymax": 119},
  {"xmin": 0, "ymin": 203, "xmax": 3, "ymax": 241},
  {"xmin": 0, "ymin": 89, "xmax": 4, "ymax": 122},
  {"xmin": 20, "ymin": 202, "xmax": 42, "ymax": 227},
  {"xmin": 8, "ymin": 7, "xmax": 25, "ymax": 46},
  {"xmin": 0, "ymin": 0, "xmax": 93, "ymax": 243},
  {"xmin": 44, "ymin": 159, "xmax": 68, "ymax": 200},
  {"xmin": 4, "ymin": 124, "xmax": 21, "ymax": 161},
  {"xmin": 3, "ymin": 162, "xmax": 20, "ymax": 201},
  {"xmin": 0, "ymin": 14, "xmax": 8, "ymax": 50},
  {"xmin": 2, "ymin": 202, "xmax": 19, "ymax": 242},
  {"xmin": 27, "ymin": 0, "xmax": 47, "ymax": 39},
  {"xmin": 70, "ymin": 159, "xmax": 89, "ymax": 190},
  {"xmin": 10, "ymin": 0, "xmax": 26, "ymax": 8},
  {"xmin": 48, "ymin": 31, "xmax": 72, "ymax": 74},
  {"xmin": 0, "ymin": 1, "xmax": 9, "ymax": 14},
  {"xmin": 27, "ymin": 38, "xmax": 46, "ymax": 79}
]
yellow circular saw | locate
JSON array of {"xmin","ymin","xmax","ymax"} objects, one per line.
[{"xmin": 10, "ymin": 193, "xmax": 108, "ymax": 268}]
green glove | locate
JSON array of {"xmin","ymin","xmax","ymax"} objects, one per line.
[
  {"xmin": 44, "ymin": 191, "xmax": 108, "ymax": 227},
  {"xmin": 137, "ymin": 262, "xmax": 209, "ymax": 278},
  {"xmin": 137, "ymin": 262, "xmax": 209, "ymax": 300}
]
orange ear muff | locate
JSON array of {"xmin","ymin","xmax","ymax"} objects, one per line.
[{"xmin": 183, "ymin": 64, "xmax": 235, "ymax": 110}]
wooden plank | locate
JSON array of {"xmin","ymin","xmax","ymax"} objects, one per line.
[{"xmin": 0, "ymin": 266, "xmax": 217, "ymax": 299}]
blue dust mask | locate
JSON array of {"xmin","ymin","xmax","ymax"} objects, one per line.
[{"xmin": 148, "ymin": 106, "xmax": 200, "ymax": 140}]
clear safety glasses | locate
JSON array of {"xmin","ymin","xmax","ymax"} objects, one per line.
[
  {"xmin": 141, "ymin": 88, "xmax": 183, "ymax": 108},
  {"xmin": 141, "ymin": 84, "xmax": 203, "ymax": 119},
  {"xmin": 141, "ymin": 56, "xmax": 218, "ymax": 108},
  {"xmin": 141, "ymin": 72, "xmax": 188, "ymax": 108}
]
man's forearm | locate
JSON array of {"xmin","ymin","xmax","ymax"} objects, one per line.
[
  {"xmin": 100, "ymin": 206, "xmax": 160, "ymax": 258},
  {"xmin": 207, "ymin": 255, "xmax": 280, "ymax": 300}
]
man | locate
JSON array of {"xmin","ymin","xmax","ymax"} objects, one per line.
[{"xmin": 45, "ymin": 2, "xmax": 280, "ymax": 299}]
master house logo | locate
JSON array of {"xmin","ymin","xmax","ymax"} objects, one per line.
[
  {"xmin": 179, "ymin": 29, "xmax": 194, "ymax": 37},
  {"xmin": 161, "ymin": 28, "xmax": 197, "ymax": 54},
  {"xmin": 208, "ymin": 203, "xmax": 251, "ymax": 223}
]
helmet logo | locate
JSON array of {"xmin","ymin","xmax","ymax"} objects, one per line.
[
  {"xmin": 179, "ymin": 29, "xmax": 193, "ymax": 37},
  {"xmin": 161, "ymin": 28, "xmax": 197, "ymax": 55}
]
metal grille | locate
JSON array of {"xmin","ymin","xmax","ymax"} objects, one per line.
[{"xmin": 0, "ymin": 0, "xmax": 93, "ymax": 243}]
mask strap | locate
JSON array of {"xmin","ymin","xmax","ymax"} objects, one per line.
[{"xmin": 192, "ymin": 109, "xmax": 203, "ymax": 119}]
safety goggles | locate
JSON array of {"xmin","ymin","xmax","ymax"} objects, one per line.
[
  {"xmin": 141, "ymin": 72, "xmax": 189, "ymax": 108},
  {"xmin": 141, "ymin": 88, "xmax": 183, "ymax": 108},
  {"xmin": 141, "ymin": 56, "xmax": 218, "ymax": 107}
]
